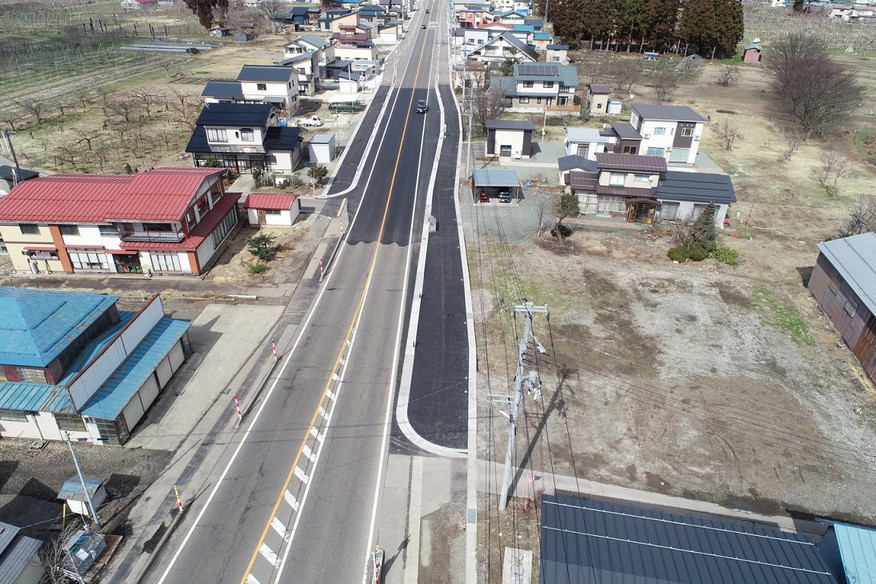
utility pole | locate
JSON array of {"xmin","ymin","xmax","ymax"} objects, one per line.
[
  {"xmin": 64, "ymin": 432, "xmax": 101, "ymax": 529},
  {"xmin": 492, "ymin": 302, "xmax": 548, "ymax": 511},
  {"xmin": 2, "ymin": 129, "xmax": 21, "ymax": 183}
]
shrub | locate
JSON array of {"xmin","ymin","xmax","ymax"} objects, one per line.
[
  {"xmin": 710, "ymin": 245, "xmax": 740, "ymax": 265},
  {"xmin": 246, "ymin": 233, "xmax": 277, "ymax": 262},
  {"xmin": 249, "ymin": 263, "xmax": 269, "ymax": 275},
  {"xmin": 667, "ymin": 246, "xmax": 689, "ymax": 262},
  {"xmin": 550, "ymin": 224, "xmax": 572, "ymax": 239},
  {"xmin": 687, "ymin": 242, "xmax": 711, "ymax": 261}
]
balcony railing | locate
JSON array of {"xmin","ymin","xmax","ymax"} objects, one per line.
[{"xmin": 119, "ymin": 230, "xmax": 185, "ymax": 243}]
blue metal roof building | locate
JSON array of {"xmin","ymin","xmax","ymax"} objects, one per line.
[
  {"xmin": 0, "ymin": 288, "xmax": 118, "ymax": 368},
  {"xmin": 817, "ymin": 519, "xmax": 876, "ymax": 584},
  {"xmin": 541, "ymin": 495, "xmax": 838, "ymax": 584}
]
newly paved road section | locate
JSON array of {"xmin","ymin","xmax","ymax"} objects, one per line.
[{"xmin": 147, "ymin": 9, "xmax": 447, "ymax": 584}]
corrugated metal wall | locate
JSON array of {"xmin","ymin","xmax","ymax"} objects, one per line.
[{"xmin": 809, "ymin": 253, "xmax": 876, "ymax": 385}]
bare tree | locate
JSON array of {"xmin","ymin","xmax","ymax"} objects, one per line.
[
  {"xmin": 780, "ymin": 129, "xmax": 805, "ymax": 162},
  {"xmin": 814, "ymin": 146, "xmax": 852, "ymax": 197},
  {"xmin": 838, "ymin": 195, "xmax": 876, "ymax": 237},
  {"xmin": 535, "ymin": 196, "xmax": 549, "ymax": 238},
  {"xmin": 39, "ymin": 522, "xmax": 84, "ymax": 584},
  {"xmin": 714, "ymin": 119, "xmax": 740, "ymax": 151},
  {"xmin": 13, "ymin": 98, "xmax": 49, "ymax": 125},
  {"xmin": 132, "ymin": 91, "xmax": 157, "ymax": 119},
  {"xmin": 74, "ymin": 128, "xmax": 103, "ymax": 151},
  {"xmin": 650, "ymin": 68, "xmax": 678, "ymax": 103},
  {"xmin": 107, "ymin": 98, "xmax": 137, "ymax": 124},
  {"xmin": 470, "ymin": 86, "xmax": 508, "ymax": 137},
  {"xmin": 765, "ymin": 34, "xmax": 863, "ymax": 138},
  {"xmin": 716, "ymin": 65, "xmax": 739, "ymax": 87},
  {"xmin": 606, "ymin": 57, "xmax": 642, "ymax": 95}
]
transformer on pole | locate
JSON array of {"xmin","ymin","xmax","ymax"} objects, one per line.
[{"xmin": 490, "ymin": 302, "xmax": 548, "ymax": 511}]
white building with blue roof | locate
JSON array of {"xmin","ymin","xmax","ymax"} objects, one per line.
[{"xmin": 0, "ymin": 288, "xmax": 191, "ymax": 445}]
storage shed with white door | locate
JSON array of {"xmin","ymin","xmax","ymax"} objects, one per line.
[
  {"xmin": 245, "ymin": 193, "xmax": 301, "ymax": 226},
  {"xmin": 308, "ymin": 133, "xmax": 336, "ymax": 163}
]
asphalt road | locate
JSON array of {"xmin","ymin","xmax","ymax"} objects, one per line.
[{"xmin": 146, "ymin": 8, "xmax": 460, "ymax": 584}]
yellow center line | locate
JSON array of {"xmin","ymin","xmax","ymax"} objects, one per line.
[{"xmin": 238, "ymin": 32, "xmax": 433, "ymax": 584}]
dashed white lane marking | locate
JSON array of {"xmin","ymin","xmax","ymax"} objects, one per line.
[
  {"xmin": 245, "ymin": 574, "xmax": 260, "ymax": 584},
  {"xmin": 271, "ymin": 517, "xmax": 287, "ymax": 539},
  {"xmin": 294, "ymin": 466, "xmax": 309, "ymax": 484},
  {"xmin": 303, "ymin": 444, "xmax": 317, "ymax": 462},
  {"xmin": 259, "ymin": 543, "xmax": 279, "ymax": 567},
  {"xmin": 310, "ymin": 427, "xmax": 325, "ymax": 442},
  {"xmin": 284, "ymin": 490, "xmax": 300, "ymax": 511}
]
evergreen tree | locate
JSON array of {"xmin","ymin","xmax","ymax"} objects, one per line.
[
  {"xmin": 183, "ymin": 0, "xmax": 229, "ymax": 30},
  {"xmin": 643, "ymin": 0, "xmax": 681, "ymax": 52},
  {"xmin": 677, "ymin": 0, "xmax": 743, "ymax": 58},
  {"xmin": 550, "ymin": 0, "xmax": 588, "ymax": 43}
]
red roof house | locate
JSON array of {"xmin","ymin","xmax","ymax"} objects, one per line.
[
  {"xmin": 0, "ymin": 167, "xmax": 241, "ymax": 276},
  {"xmin": 244, "ymin": 193, "xmax": 301, "ymax": 226}
]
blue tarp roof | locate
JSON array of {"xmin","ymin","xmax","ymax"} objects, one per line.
[
  {"xmin": 541, "ymin": 495, "xmax": 837, "ymax": 584},
  {"xmin": 0, "ymin": 287, "xmax": 118, "ymax": 368},
  {"xmin": 818, "ymin": 519, "xmax": 876, "ymax": 584},
  {"xmin": 57, "ymin": 478, "xmax": 102, "ymax": 501}
]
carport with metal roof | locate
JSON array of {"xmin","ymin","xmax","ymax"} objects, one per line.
[{"xmin": 471, "ymin": 169, "xmax": 520, "ymax": 203}]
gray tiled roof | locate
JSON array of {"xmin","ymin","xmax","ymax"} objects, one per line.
[
  {"xmin": 237, "ymin": 65, "xmax": 295, "ymax": 82},
  {"xmin": 655, "ymin": 170, "xmax": 737, "ymax": 204},
  {"xmin": 611, "ymin": 121, "xmax": 642, "ymax": 140},
  {"xmin": 201, "ymin": 80, "xmax": 243, "ymax": 100},
  {"xmin": 632, "ymin": 103, "xmax": 708, "ymax": 122},
  {"xmin": 596, "ymin": 153, "xmax": 666, "ymax": 173},
  {"xmin": 485, "ymin": 119, "xmax": 534, "ymax": 131},
  {"xmin": 558, "ymin": 155, "xmax": 597, "ymax": 172},
  {"xmin": 541, "ymin": 495, "xmax": 838, "ymax": 584},
  {"xmin": 816, "ymin": 232, "xmax": 876, "ymax": 317}
]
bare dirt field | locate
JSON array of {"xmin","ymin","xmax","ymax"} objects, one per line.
[{"xmin": 470, "ymin": 29, "xmax": 876, "ymax": 584}]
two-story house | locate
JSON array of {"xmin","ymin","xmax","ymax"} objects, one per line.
[
  {"xmin": 331, "ymin": 31, "xmax": 380, "ymax": 60},
  {"xmin": 186, "ymin": 102, "xmax": 303, "ymax": 174},
  {"xmin": 490, "ymin": 0, "xmax": 530, "ymax": 13},
  {"xmin": 626, "ymin": 104, "xmax": 707, "ymax": 164},
  {"xmin": 236, "ymin": 65, "xmax": 300, "ymax": 112},
  {"xmin": 492, "ymin": 62, "xmax": 579, "ymax": 115},
  {"xmin": 564, "ymin": 127, "xmax": 613, "ymax": 159},
  {"xmin": 456, "ymin": 6, "xmax": 494, "ymax": 27},
  {"xmin": 563, "ymin": 153, "xmax": 735, "ymax": 224},
  {"xmin": 276, "ymin": 50, "xmax": 318, "ymax": 95},
  {"xmin": 465, "ymin": 31, "xmax": 538, "ymax": 64},
  {"xmin": 0, "ymin": 288, "xmax": 191, "ymax": 445},
  {"xmin": 0, "ymin": 167, "xmax": 239, "ymax": 276},
  {"xmin": 318, "ymin": 9, "xmax": 359, "ymax": 32}
]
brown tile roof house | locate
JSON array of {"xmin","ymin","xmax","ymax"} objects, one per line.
[{"xmin": 596, "ymin": 153, "xmax": 667, "ymax": 173}]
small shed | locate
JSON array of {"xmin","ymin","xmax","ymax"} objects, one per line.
[
  {"xmin": 485, "ymin": 120, "xmax": 534, "ymax": 159},
  {"xmin": 58, "ymin": 478, "xmax": 108, "ymax": 518},
  {"xmin": 808, "ymin": 232, "xmax": 876, "ymax": 386},
  {"xmin": 607, "ymin": 97, "xmax": 623, "ymax": 115},
  {"xmin": 742, "ymin": 43, "xmax": 762, "ymax": 63},
  {"xmin": 0, "ymin": 521, "xmax": 44, "ymax": 584},
  {"xmin": 308, "ymin": 133, "xmax": 336, "ymax": 163},
  {"xmin": 471, "ymin": 169, "xmax": 520, "ymax": 202},
  {"xmin": 245, "ymin": 193, "xmax": 301, "ymax": 226},
  {"xmin": 587, "ymin": 83, "xmax": 612, "ymax": 116},
  {"xmin": 234, "ymin": 29, "xmax": 256, "ymax": 42}
]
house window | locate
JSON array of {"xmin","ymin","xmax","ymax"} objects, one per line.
[
  {"xmin": 522, "ymin": 80, "xmax": 534, "ymax": 88},
  {"xmin": 17, "ymin": 368, "xmax": 47, "ymax": 383},
  {"xmin": 257, "ymin": 83, "xmax": 267, "ymax": 91},
  {"xmin": 660, "ymin": 202, "xmax": 679, "ymax": 220},
  {"xmin": 59, "ymin": 225, "xmax": 79, "ymax": 236},
  {"xmin": 646, "ymin": 147, "xmax": 665, "ymax": 157},
  {"xmin": 622, "ymin": 145, "xmax": 638, "ymax": 154},
  {"xmin": 0, "ymin": 409, "xmax": 28, "ymax": 422},
  {"xmin": 609, "ymin": 173, "xmax": 625, "ymax": 186},
  {"xmin": 500, "ymin": 145, "xmax": 512, "ymax": 156},
  {"xmin": 19, "ymin": 224, "xmax": 39, "ymax": 235},
  {"xmin": 542, "ymin": 81, "xmax": 554, "ymax": 88},
  {"xmin": 670, "ymin": 148, "xmax": 690, "ymax": 162},
  {"xmin": 265, "ymin": 209, "xmax": 282, "ymax": 215},
  {"xmin": 557, "ymin": 96, "xmax": 568, "ymax": 106},
  {"xmin": 54, "ymin": 412, "xmax": 86, "ymax": 432},
  {"xmin": 844, "ymin": 300, "xmax": 858, "ymax": 318},
  {"xmin": 576, "ymin": 144, "xmax": 589, "ymax": 157},
  {"xmin": 240, "ymin": 128, "xmax": 255, "ymax": 142},
  {"xmin": 536, "ymin": 97, "xmax": 542, "ymax": 104},
  {"xmin": 151, "ymin": 253, "xmax": 182, "ymax": 272},
  {"xmin": 681, "ymin": 127, "xmax": 694, "ymax": 137},
  {"xmin": 597, "ymin": 195, "xmax": 624, "ymax": 213},
  {"xmin": 98, "ymin": 225, "xmax": 118, "ymax": 236},
  {"xmin": 633, "ymin": 174, "xmax": 650, "ymax": 183},
  {"xmin": 69, "ymin": 249, "xmax": 110, "ymax": 270},
  {"xmin": 211, "ymin": 209, "xmax": 238, "ymax": 247},
  {"xmin": 545, "ymin": 97, "xmax": 553, "ymax": 106},
  {"xmin": 691, "ymin": 203, "xmax": 708, "ymax": 220},
  {"xmin": 206, "ymin": 128, "xmax": 228, "ymax": 142},
  {"xmin": 519, "ymin": 96, "xmax": 530, "ymax": 104},
  {"xmin": 654, "ymin": 127, "xmax": 666, "ymax": 135}
]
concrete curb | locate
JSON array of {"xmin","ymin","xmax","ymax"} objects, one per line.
[{"xmin": 134, "ymin": 502, "xmax": 190, "ymax": 584}]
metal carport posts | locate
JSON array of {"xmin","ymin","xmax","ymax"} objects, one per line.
[{"xmin": 471, "ymin": 169, "xmax": 520, "ymax": 202}]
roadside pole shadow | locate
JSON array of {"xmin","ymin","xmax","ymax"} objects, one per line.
[
  {"xmin": 381, "ymin": 536, "xmax": 409, "ymax": 575},
  {"xmin": 510, "ymin": 365, "xmax": 575, "ymax": 499}
]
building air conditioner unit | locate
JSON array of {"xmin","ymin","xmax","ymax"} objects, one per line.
[
  {"xmin": 693, "ymin": 136, "xmax": 700, "ymax": 141},
  {"xmin": 643, "ymin": 134, "xmax": 651, "ymax": 139}
]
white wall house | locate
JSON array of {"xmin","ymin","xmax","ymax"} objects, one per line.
[
  {"xmin": 237, "ymin": 65, "xmax": 300, "ymax": 112},
  {"xmin": 629, "ymin": 104, "xmax": 707, "ymax": 164},
  {"xmin": 565, "ymin": 127, "xmax": 613, "ymax": 159}
]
